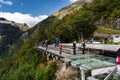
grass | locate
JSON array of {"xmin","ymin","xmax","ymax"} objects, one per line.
[{"xmin": 96, "ymin": 27, "xmax": 120, "ymax": 34}]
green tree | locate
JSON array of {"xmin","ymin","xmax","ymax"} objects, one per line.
[{"xmin": 72, "ymin": 10, "xmax": 96, "ymax": 42}]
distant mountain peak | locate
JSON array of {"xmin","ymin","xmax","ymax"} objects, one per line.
[
  {"xmin": 0, "ymin": 18, "xmax": 7, "ymax": 21},
  {"xmin": 0, "ymin": 18, "xmax": 29, "ymax": 31}
]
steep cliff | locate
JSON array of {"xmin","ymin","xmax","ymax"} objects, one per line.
[{"xmin": 0, "ymin": 18, "xmax": 28, "ymax": 55}]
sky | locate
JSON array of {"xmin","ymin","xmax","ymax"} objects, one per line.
[{"xmin": 0, "ymin": 0, "xmax": 78, "ymax": 27}]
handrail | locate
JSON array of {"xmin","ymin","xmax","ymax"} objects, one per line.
[{"xmin": 104, "ymin": 67, "xmax": 117, "ymax": 80}]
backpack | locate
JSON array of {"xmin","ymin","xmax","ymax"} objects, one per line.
[{"xmin": 45, "ymin": 40, "xmax": 48, "ymax": 44}]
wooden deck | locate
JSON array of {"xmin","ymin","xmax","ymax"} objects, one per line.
[
  {"xmin": 36, "ymin": 45, "xmax": 84, "ymax": 58},
  {"xmin": 63, "ymin": 43, "xmax": 119, "ymax": 51},
  {"xmin": 36, "ymin": 43, "xmax": 118, "ymax": 58}
]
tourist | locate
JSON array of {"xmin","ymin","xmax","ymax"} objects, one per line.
[
  {"xmin": 116, "ymin": 41, "xmax": 120, "ymax": 74},
  {"xmin": 55, "ymin": 38, "xmax": 57, "ymax": 47},
  {"xmin": 41, "ymin": 40, "xmax": 45, "ymax": 47},
  {"xmin": 81, "ymin": 41, "xmax": 86, "ymax": 54},
  {"xmin": 35, "ymin": 39, "xmax": 39, "ymax": 46},
  {"xmin": 59, "ymin": 42, "xmax": 62, "ymax": 54},
  {"xmin": 90, "ymin": 38, "xmax": 94, "ymax": 44},
  {"xmin": 104, "ymin": 38, "xmax": 108, "ymax": 44},
  {"xmin": 45, "ymin": 39, "xmax": 48, "ymax": 50},
  {"xmin": 73, "ymin": 41, "xmax": 76, "ymax": 55},
  {"xmin": 55, "ymin": 38, "xmax": 60, "ymax": 47}
]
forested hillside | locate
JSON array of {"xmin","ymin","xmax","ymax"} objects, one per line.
[
  {"xmin": 88, "ymin": 0, "xmax": 120, "ymax": 29},
  {"xmin": 0, "ymin": 0, "xmax": 120, "ymax": 80}
]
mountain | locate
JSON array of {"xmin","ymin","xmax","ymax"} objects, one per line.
[
  {"xmin": 0, "ymin": 18, "xmax": 7, "ymax": 21},
  {"xmin": 0, "ymin": 18, "xmax": 29, "ymax": 55},
  {"xmin": 0, "ymin": 0, "xmax": 120, "ymax": 80},
  {"xmin": 53, "ymin": 1, "xmax": 83, "ymax": 19},
  {"xmin": 0, "ymin": 18, "xmax": 28, "ymax": 31}
]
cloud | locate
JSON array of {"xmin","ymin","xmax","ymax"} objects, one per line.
[
  {"xmin": 0, "ymin": 0, "xmax": 13, "ymax": 5},
  {"xmin": 0, "ymin": 12, "xmax": 48, "ymax": 27},
  {"xmin": 69, "ymin": 0, "xmax": 78, "ymax": 3},
  {"xmin": 69, "ymin": 0, "xmax": 92, "ymax": 3}
]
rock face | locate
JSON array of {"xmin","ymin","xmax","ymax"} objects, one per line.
[
  {"xmin": 55, "ymin": 61, "xmax": 78, "ymax": 80},
  {"xmin": 0, "ymin": 18, "xmax": 28, "ymax": 54}
]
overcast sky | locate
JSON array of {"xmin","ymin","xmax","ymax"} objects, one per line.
[{"xmin": 0, "ymin": 0, "xmax": 78, "ymax": 27}]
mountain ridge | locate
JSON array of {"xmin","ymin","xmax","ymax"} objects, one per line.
[
  {"xmin": 0, "ymin": 18, "xmax": 29, "ymax": 55},
  {"xmin": 0, "ymin": 17, "xmax": 28, "ymax": 31}
]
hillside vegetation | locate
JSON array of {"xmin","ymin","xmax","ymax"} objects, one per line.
[{"xmin": 0, "ymin": 0, "xmax": 120, "ymax": 80}]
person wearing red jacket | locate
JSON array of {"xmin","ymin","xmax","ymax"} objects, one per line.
[
  {"xmin": 59, "ymin": 42, "xmax": 62, "ymax": 54},
  {"xmin": 116, "ymin": 41, "xmax": 120, "ymax": 74}
]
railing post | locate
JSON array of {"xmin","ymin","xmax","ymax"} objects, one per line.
[{"xmin": 81, "ymin": 69, "xmax": 85, "ymax": 80}]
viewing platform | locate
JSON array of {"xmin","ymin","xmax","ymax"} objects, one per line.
[
  {"xmin": 36, "ymin": 43, "xmax": 118, "ymax": 58},
  {"xmin": 36, "ymin": 45, "xmax": 84, "ymax": 58},
  {"xmin": 35, "ymin": 43, "xmax": 117, "ymax": 80},
  {"xmin": 63, "ymin": 43, "xmax": 119, "ymax": 53}
]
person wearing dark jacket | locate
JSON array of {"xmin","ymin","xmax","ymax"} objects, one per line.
[
  {"xmin": 81, "ymin": 41, "xmax": 86, "ymax": 54},
  {"xmin": 73, "ymin": 41, "xmax": 76, "ymax": 55}
]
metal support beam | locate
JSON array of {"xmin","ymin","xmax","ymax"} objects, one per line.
[
  {"xmin": 55, "ymin": 56, "xmax": 59, "ymax": 60},
  {"xmin": 104, "ymin": 67, "xmax": 117, "ymax": 80},
  {"xmin": 47, "ymin": 53, "xmax": 50, "ymax": 61},
  {"xmin": 81, "ymin": 69, "xmax": 85, "ymax": 80}
]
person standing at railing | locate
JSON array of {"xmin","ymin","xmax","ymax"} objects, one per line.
[
  {"xmin": 35, "ymin": 39, "xmax": 39, "ymax": 46},
  {"xmin": 55, "ymin": 38, "xmax": 60, "ymax": 47},
  {"xmin": 41, "ymin": 40, "xmax": 45, "ymax": 47},
  {"xmin": 45, "ymin": 39, "xmax": 48, "ymax": 50},
  {"xmin": 73, "ymin": 41, "xmax": 76, "ymax": 55},
  {"xmin": 115, "ymin": 41, "xmax": 120, "ymax": 74},
  {"xmin": 81, "ymin": 41, "xmax": 86, "ymax": 54},
  {"xmin": 59, "ymin": 42, "xmax": 62, "ymax": 54}
]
